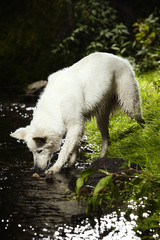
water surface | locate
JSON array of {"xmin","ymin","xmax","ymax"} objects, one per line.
[{"xmin": 0, "ymin": 102, "xmax": 142, "ymax": 239}]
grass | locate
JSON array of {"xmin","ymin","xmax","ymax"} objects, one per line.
[
  {"xmin": 84, "ymin": 69, "xmax": 160, "ymax": 176},
  {"xmin": 77, "ymin": 69, "xmax": 160, "ymax": 239}
]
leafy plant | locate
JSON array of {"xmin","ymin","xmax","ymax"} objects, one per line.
[
  {"xmin": 52, "ymin": 0, "xmax": 130, "ymax": 64},
  {"xmin": 76, "ymin": 166, "xmax": 160, "ymax": 238},
  {"xmin": 76, "ymin": 168, "xmax": 96, "ymax": 198},
  {"xmin": 76, "ymin": 168, "xmax": 115, "ymax": 216},
  {"xmin": 133, "ymin": 9, "xmax": 160, "ymax": 71}
]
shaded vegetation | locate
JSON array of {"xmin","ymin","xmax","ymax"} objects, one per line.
[
  {"xmin": 133, "ymin": 10, "xmax": 160, "ymax": 71},
  {"xmin": 0, "ymin": 0, "xmax": 73, "ymax": 91},
  {"xmin": 1, "ymin": 0, "xmax": 160, "ymax": 94},
  {"xmin": 52, "ymin": 0, "xmax": 130, "ymax": 62}
]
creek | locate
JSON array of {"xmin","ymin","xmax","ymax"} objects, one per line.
[{"xmin": 0, "ymin": 101, "xmax": 141, "ymax": 240}]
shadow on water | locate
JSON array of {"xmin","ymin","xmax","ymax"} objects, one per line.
[{"xmin": 0, "ymin": 101, "xmax": 141, "ymax": 240}]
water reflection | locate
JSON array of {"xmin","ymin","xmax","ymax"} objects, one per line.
[{"xmin": 54, "ymin": 212, "xmax": 140, "ymax": 240}]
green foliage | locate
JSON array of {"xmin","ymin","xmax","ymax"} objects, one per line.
[
  {"xmin": 133, "ymin": 10, "xmax": 160, "ymax": 71},
  {"xmin": 52, "ymin": 0, "xmax": 130, "ymax": 63},
  {"xmin": 89, "ymin": 174, "xmax": 113, "ymax": 216},
  {"xmin": 128, "ymin": 178, "xmax": 160, "ymax": 239},
  {"xmin": 52, "ymin": 3, "xmax": 160, "ymax": 73},
  {"xmin": 76, "ymin": 168, "xmax": 96, "ymax": 197},
  {"xmin": 76, "ymin": 168, "xmax": 114, "ymax": 215}
]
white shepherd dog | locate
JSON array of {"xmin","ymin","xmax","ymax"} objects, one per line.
[{"xmin": 11, "ymin": 52, "xmax": 145, "ymax": 177}]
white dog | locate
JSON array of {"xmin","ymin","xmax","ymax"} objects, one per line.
[{"xmin": 11, "ymin": 52, "xmax": 145, "ymax": 177}]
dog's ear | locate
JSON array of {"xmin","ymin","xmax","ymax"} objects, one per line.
[
  {"xmin": 10, "ymin": 127, "xmax": 28, "ymax": 140},
  {"xmin": 33, "ymin": 137, "xmax": 47, "ymax": 146}
]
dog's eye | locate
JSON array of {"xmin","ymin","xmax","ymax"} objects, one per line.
[{"xmin": 37, "ymin": 150, "xmax": 42, "ymax": 154}]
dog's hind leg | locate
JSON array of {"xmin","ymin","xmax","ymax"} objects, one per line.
[{"xmin": 96, "ymin": 111, "xmax": 111, "ymax": 158}]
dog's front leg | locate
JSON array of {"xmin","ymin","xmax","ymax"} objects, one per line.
[{"xmin": 45, "ymin": 124, "xmax": 84, "ymax": 177}]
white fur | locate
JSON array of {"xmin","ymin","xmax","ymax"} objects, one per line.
[{"xmin": 10, "ymin": 52, "xmax": 144, "ymax": 176}]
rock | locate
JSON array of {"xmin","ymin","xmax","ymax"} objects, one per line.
[
  {"xmin": 21, "ymin": 80, "xmax": 47, "ymax": 102},
  {"xmin": 69, "ymin": 157, "xmax": 143, "ymax": 194},
  {"xmin": 26, "ymin": 80, "xmax": 47, "ymax": 95},
  {"xmin": 89, "ymin": 157, "xmax": 126, "ymax": 172},
  {"xmin": 68, "ymin": 157, "xmax": 126, "ymax": 191},
  {"xmin": 87, "ymin": 158, "xmax": 126, "ymax": 188},
  {"xmin": 32, "ymin": 173, "xmax": 41, "ymax": 178}
]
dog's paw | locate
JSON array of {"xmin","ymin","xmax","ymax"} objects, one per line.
[
  {"xmin": 45, "ymin": 169, "xmax": 55, "ymax": 179},
  {"xmin": 45, "ymin": 165, "xmax": 61, "ymax": 179}
]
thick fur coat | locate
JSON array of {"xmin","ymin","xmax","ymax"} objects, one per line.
[{"xmin": 11, "ymin": 52, "xmax": 145, "ymax": 176}]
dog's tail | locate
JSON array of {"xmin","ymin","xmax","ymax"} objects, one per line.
[{"xmin": 116, "ymin": 68, "xmax": 145, "ymax": 124}]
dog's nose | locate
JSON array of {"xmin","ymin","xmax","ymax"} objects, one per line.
[{"xmin": 34, "ymin": 165, "xmax": 43, "ymax": 173}]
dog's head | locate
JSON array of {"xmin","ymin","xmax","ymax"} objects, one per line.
[{"xmin": 10, "ymin": 126, "xmax": 61, "ymax": 172}]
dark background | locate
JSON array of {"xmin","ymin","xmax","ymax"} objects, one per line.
[{"xmin": 0, "ymin": 0, "xmax": 160, "ymax": 96}]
